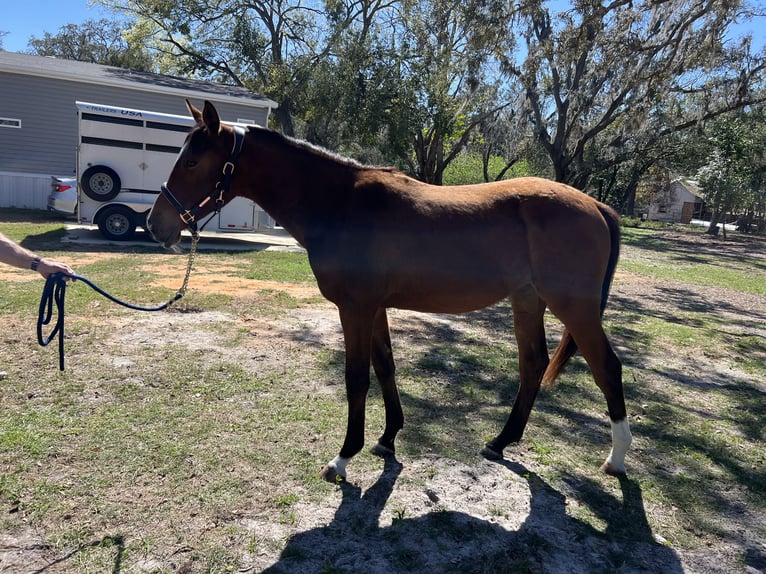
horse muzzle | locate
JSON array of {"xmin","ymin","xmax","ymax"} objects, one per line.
[{"xmin": 146, "ymin": 208, "xmax": 183, "ymax": 249}]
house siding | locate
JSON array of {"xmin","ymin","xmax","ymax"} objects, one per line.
[
  {"xmin": 647, "ymin": 181, "xmax": 703, "ymax": 223},
  {"xmin": 1, "ymin": 72, "xmax": 79, "ymax": 176},
  {"xmin": 0, "ymin": 54, "xmax": 272, "ymax": 210}
]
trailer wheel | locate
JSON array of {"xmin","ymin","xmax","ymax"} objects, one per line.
[
  {"xmin": 97, "ymin": 205, "xmax": 136, "ymax": 241},
  {"xmin": 81, "ymin": 165, "xmax": 121, "ymax": 201}
]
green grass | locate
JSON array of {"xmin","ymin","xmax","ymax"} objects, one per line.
[
  {"xmin": 244, "ymin": 250, "xmax": 316, "ymax": 283},
  {"xmin": 0, "ymin": 219, "xmax": 70, "ymax": 243},
  {"xmin": 620, "ymin": 259, "xmax": 766, "ymax": 296},
  {"xmin": 620, "ymin": 227, "xmax": 766, "ymax": 295},
  {"xmin": 734, "ymin": 335, "xmax": 766, "ymax": 375}
]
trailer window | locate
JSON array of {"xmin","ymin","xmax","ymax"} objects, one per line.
[
  {"xmin": 82, "ymin": 112, "xmax": 143, "ymax": 127},
  {"xmin": 146, "ymin": 121, "xmax": 189, "ymax": 133},
  {"xmin": 0, "ymin": 117, "xmax": 21, "ymax": 128},
  {"xmin": 146, "ymin": 143, "xmax": 183, "ymax": 154},
  {"xmin": 81, "ymin": 136, "xmax": 143, "ymax": 150}
]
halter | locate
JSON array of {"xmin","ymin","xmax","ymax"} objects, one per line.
[{"xmin": 160, "ymin": 125, "xmax": 247, "ymax": 237}]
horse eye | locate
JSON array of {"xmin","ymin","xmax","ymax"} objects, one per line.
[{"xmin": 185, "ymin": 159, "xmax": 198, "ymax": 169}]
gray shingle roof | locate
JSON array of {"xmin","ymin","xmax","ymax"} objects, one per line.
[{"xmin": 0, "ymin": 51, "xmax": 276, "ymax": 108}]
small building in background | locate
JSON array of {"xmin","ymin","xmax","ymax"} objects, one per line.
[{"xmin": 647, "ymin": 177, "xmax": 705, "ymax": 224}]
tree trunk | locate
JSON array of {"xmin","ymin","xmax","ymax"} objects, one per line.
[
  {"xmin": 706, "ymin": 210, "xmax": 721, "ymax": 235},
  {"xmin": 275, "ymin": 96, "xmax": 295, "ymax": 137}
]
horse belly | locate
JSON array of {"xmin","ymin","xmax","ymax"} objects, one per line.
[
  {"xmin": 385, "ymin": 282, "xmax": 511, "ymax": 314},
  {"xmin": 309, "ymin": 216, "xmax": 530, "ymax": 312},
  {"xmin": 382, "ymin": 249, "xmax": 527, "ymax": 313}
]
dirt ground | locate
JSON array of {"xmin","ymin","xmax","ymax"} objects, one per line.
[{"xmin": 1, "ymin": 229, "xmax": 765, "ymax": 573}]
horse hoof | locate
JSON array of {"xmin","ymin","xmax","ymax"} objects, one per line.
[
  {"xmin": 370, "ymin": 442, "xmax": 395, "ymax": 458},
  {"xmin": 599, "ymin": 461, "xmax": 627, "ymax": 476},
  {"xmin": 480, "ymin": 445, "xmax": 503, "ymax": 460},
  {"xmin": 320, "ymin": 465, "xmax": 346, "ymax": 484}
]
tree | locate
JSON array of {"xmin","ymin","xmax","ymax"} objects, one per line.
[
  {"xmin": 27, "ymin": 19, "xmax": 153, "ymax": 71},
  {"xmin": 474, "ymin": 89, "xmax": 537, "ymax": 183},
  {"xmin": 697, "ymin": 109, "xmax": 766, "ymax": 234},
  {"xmin": 104, "ymin": 0, "xmax": 397, "ymax": 136},
  {"xmin": 494, "ymin": 0, "xmax": 766, "ymax": 199},
  {"xmin": 698, "ymin": 151, "xmax": 746, "ymax": 236},
  {"xmin": 396, "ymin": 0, "xmax": 513, "ymax": 184},
  {"xmin": 298, "ymin": 0, "xmax": 410, "ymax": 155}
]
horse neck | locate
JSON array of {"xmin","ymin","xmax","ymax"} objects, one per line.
[{"xmin": 238, "ymin": 134, "xmax": 354, "ymax": 247}]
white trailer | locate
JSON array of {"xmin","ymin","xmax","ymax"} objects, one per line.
[{"xmin": 76, "ymin": 101, "xmax": 272, "ymax": 240}]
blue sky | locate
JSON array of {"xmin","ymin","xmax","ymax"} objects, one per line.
[
  {"xmin": 1, "ymin": 0, "xmax": 113, "ymax": 53},
  {"xmin": 2, "ymin": 0, "xmax": 763, "ymax": 54}
]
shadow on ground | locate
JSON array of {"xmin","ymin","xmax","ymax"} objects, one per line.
[{"xmin": 260, "ymin": 457, "xmax": 683, "ymax": 574}]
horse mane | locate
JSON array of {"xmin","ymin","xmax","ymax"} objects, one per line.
[{"xmin": 247, "ymin": 125, "xmax": 395, "ymax": 172}]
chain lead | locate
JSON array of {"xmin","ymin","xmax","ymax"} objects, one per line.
[{"xmin": 172, "ymin": 233, "xmax": 199, "ymax": 303}]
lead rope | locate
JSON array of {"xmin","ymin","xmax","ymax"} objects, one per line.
[{"xmin": 38, "ymin": 233, "xmax": 200, "ymax": 371}]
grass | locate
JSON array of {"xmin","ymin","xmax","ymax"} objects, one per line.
[
  {"xmin": 0, "ymin": 213, "xmax": 764, "ymax": 572},
  {"xmin": 244, "ymin": 251, "xmax": 317, "ymax": 283},
  {"xmin": 620, "ymin": 227, "xmax": 766, "ymax": 295},
  {"xmin": 620, "ymin": 259, "xmax": 766, "ymax": 296}
]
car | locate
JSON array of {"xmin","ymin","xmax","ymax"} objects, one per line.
[{"xmin": 47, "ymin": 176, "xmax": 78, "ymax": 216}]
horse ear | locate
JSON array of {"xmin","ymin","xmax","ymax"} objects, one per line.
[
  {"xmin": 202, "ymin": 100, "xmax": 221, "ymax": 135},
  {"xmin": 186, "ymin": 99, "xmax": 203, "ymax": 123}
]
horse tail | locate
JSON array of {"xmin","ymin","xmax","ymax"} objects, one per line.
[{"xmin": 541, "ymin": 204, "xmax": 621, "ymax": 389}]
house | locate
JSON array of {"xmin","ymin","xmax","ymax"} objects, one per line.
[
  {"xmin": 647, "ymin": 177, "xmax": 705, "ymax": 224},
  {"xmin": 0, "ymin": 51, "xmax": 276, "ymax": 210}
]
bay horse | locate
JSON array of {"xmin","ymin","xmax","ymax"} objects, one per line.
[{"xmin": 147, "ymin": 100, "xmax": 632, "ymax": 483}]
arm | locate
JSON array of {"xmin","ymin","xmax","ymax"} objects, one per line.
[{"xmin": 0, "ymin": 232, "xmax": 74, "ymax": 279}]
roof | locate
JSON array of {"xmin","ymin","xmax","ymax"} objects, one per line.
[
  {"xmin": 671, "ymin": 177, "xmax": 703, "ymax": 199},
  {"xmin": 0, "ymin": 51, "xmax": 276, "ymax": 109},
  {"xmin": 75, "ymin": 100, "xmax": 255, "ymax": 128}
]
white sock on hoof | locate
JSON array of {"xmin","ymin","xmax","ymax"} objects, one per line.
[
  {"xmin": 605, "ymin": 418, "xmax": 632, "ymax": 472},
  {"xmin": 327, "ymin": 455, "xmax": 349, "ymax": 478}
]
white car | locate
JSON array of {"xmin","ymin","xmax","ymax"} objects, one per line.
[{"xmin": 47, "ymin": 176, "xmax": 78, "ymax": 216}]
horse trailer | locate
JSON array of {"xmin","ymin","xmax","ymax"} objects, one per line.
[{"xmin": 76, "ymin": 101, "xmax": 272, "ymax": 240}]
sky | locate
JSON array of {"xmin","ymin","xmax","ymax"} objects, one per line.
[
  {"xmin": 1, "ymin": 0, "xmax": 113, "ymax": 53},
  {"xmin": 1, "ymin": 0, "xmax": 764, "ymax": 54}
]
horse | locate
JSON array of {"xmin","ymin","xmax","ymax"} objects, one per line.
[{"xmin": 147, "ymin": 100, "xmax": 632, "ymax": 483}]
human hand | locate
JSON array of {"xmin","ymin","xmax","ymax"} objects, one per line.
[{"xmin": 36, "ymin": 258, "xmax": 75, "ymax": 281}]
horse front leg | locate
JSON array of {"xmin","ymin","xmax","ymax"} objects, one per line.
[
  {"xmin": 482, "ymin": 291, "xmax": 548, "ymax": 459},
  {"xmin": 369, "ymin": 307, "xmax": 403, "ymax": 457},
  {"xmin": 320, "ymin": 305, "xmax": 375, "ymax": 483}
]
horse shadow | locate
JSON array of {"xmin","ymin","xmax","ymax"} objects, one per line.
[{"xmin": 261, "ymin": 457, "xmax": 684, "ymax": 574}]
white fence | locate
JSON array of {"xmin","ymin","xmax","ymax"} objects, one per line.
[{"xmin": 0, "ymin": 171, "xmax": 56, "ymax": 210}]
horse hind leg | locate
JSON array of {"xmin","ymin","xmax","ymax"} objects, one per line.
[
  {"xmin": 552, "ymin": 300, "xmax": 632, "ymax": 475},
  {"xmin": 482, "ymin": 289, "xmax": 548, "ymax": 459},
  {"xmin": 577, "ymin": 328, "xmax": 631, "ymax": 475},
  {"xmin": 369, "ymin": 307, "xmax": 403, "ymax": 458}
]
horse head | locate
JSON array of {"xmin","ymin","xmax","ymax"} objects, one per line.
[{"xmin": 147, "ymin": 100, "xmax": 242, "ymax": 248}]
